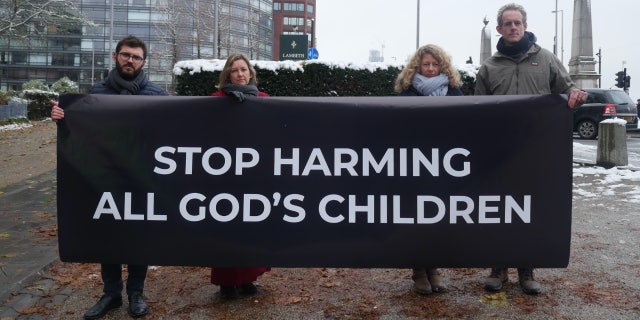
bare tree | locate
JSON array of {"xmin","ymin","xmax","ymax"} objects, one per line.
[
  {"xmin": 0, "ymin": 0, "xmax": 92, "ymax": 37},
  {"xmin": 153, "ymin": 0, "xmax": 218, "ymax": 62},
  {"xmin": 247, "ymin": 6, "xmax": 260, "ymax": 60}
]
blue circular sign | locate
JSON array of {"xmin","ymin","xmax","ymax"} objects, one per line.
[{"xmin": 307, "ymin": 48, "xmax": 319, "ymax": 60}]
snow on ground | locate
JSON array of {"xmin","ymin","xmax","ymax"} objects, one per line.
[
  {"xmin": 0, "ymin": 122, "xmax": 33, "ymax": 131},
  {"xmin": 573, "ymin": 163, "xmax": 640, "ymax": 203}
]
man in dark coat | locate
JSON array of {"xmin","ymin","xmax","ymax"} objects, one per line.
[{"xmin": 51, "ymin": 35, "xmax": 168, "ymax": 319}]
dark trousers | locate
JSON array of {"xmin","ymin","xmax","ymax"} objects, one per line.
[{"xmin": 101, "ymin": 264, "xmax": 148, "ymax": 298}]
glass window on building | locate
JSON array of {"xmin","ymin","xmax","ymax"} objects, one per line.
[
  {"xmin": 283, "ymin": 17, "xmax": 303, "ymax": 26},
  {"xmin": 128, "ymin": 26, "xmax": 150, "ymax": 38},
  {"xmin": 273, "ymin": 2, "xmax": 281, "ymax": 11},
  {"xmin": 129, "ymin": 10, "xmax": 151, "ymax": 22},
  {"xmin": 231, "ymin": 5, "xmax": 248, "ymax": 18},
  {"xmin": 307, "ymin": 4, "xmax": 313, "ymax": 14}
]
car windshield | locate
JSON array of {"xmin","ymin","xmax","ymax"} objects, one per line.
[{"xmin": 607, "ymin": 90, "xmax": 634, "ymax": 105}]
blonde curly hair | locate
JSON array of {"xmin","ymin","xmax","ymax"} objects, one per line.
[{"xmin": 394, "ymin": 44, "xmax": 462, "ymax": 93}]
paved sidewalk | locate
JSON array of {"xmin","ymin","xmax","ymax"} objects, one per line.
[{"xmin": 0, "ymin": 171, "xmax": 58, "ymax": 317}]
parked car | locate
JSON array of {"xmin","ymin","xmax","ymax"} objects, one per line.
[{"xmin": 572, "ymin": 88, "xmax": 638, "ymax": 139}]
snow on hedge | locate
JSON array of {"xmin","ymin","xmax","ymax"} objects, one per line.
[{"xmin": 174, "ymin": 59, "xmax": 479, "ymax": 78}]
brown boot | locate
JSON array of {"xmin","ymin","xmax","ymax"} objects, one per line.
[
  {"xmin": 484, "ymin": 268, "xmax": 508, "ymax": 291},
  {"xmin": 411, "ymin": 268, "xmax": 432, "ymax": 295},
  {"xmin": 427, "ymin": 268, "xmax": 445, "ymax": 293},
  {"xmin": 517, "ymin": 268, "xmax": 541, "ymax": 295}
]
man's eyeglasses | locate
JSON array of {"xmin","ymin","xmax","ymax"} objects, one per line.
[
  {"xmin": 501, "ymin": 21, "xmax": 523, "ymax": 27},
  {"xmin": 118, "ymin": 52, "xmax": 144, "ymax": 63}
]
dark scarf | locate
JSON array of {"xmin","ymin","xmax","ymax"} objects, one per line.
[
  {"xmin": 497, "ymin": 31, "xmax": 536, "ymax": 60},
  {"xmin": 220, "ymin": 79, "xmax": 259, "ymax": 97},
  {"xmin": 107, "ymin": 68, "xmax": 148, "ymax": 95}
]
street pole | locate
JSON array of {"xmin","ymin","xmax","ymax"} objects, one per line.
[
  {"xmin": 596, "ymin": 48, "xmax": 601, "ymax": 88},
  {"xmin": 213, "ymin": 0, "xmax": 218, "ymax": 59},
  {"xmin": 553, "ymin": 0, "xmax": 558, "ymax": 56},
  {"xmin": 310, "ymin": 19, "xmax": 315, "ymax": 48},
  {"xmin": 552, "ymin": 9, "xmax": 564, "ymax": 64},
  {"xmin": 416, "ymin": 0, "xmax": 420, "ymax": 49},
  {"xmin": 559, "ymin": 9, "xmax": 563, "ymax": 64},
  {"xmin": 108, "ymin": 0, "xmax": 114, "ymax": 70},
  {"xmin": 91, "ymin": 45, "xmax": 95, "ymax": 86},
  {"xmin": 624, "ymin": 67, "xmax": 628, "ymax": 93}
]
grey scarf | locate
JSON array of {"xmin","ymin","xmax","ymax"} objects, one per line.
[
  {"xmin": 412, "ymin": 73, "xmax": 449, "ymax": 96},
  {"xmin": 220, "ymin": 80, "xmax": 259, "ymax": 97},
  {"xmin": 107, "ymin": 68, "xmax": 148, "ymax": 95}
]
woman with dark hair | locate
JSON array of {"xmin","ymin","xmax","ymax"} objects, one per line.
[{"xmin": 210, "ymin": 53, "xmax": 270, "ymax": 300}]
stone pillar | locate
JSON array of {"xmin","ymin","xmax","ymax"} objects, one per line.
[
  {"xmin": 568, "ymin": 0, "xmax": 599, "ymax": 88},
  {"xmin": 480, "ymin": 17, "xmax": 492, "ymax": 64},
  {"xmin": 596, "ymin": 120, "xmax": 628, "ymax": 168}
]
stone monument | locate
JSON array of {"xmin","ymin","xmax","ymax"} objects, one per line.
[
  {"xmin": 480, "ymin": 17, "xmax": 492, "ymax": 64},
  {"xmin": 568, "ymin": 0, "xmax": 599, "ymax": 88}
]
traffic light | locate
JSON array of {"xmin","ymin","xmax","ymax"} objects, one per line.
[
  {"xmin": 625, "ymin": 75, "xmax": 631, "ymax": 89},
  {"xmin": 615, "ymin": 71, "xmax": 625, "ymax": 88}
]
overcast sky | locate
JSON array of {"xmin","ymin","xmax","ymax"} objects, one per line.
[{"xmin": 315, "ymin": 0, "xmax": 639, "ymax": 100}]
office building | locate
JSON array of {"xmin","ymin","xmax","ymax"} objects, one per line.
[
  {"xmin": 0, "ymin": 0, "xmax": 273, "ymax": 93},
  {"xmin": 272, "ymin": 0, "xmax": 316, "ymax": 61}
]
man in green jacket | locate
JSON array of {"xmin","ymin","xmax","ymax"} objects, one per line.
[{"xmin": 474, "ymin": 3, "xmax": 587, "ymax": 295}]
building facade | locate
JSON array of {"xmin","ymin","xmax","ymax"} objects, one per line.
[
  {"xmin": 272, "ymin": 0, "xmax": 316, "ymax": 61},
  {"xmin": 0, "ymin": 0, "xmax": 273, "ymax": 93}
]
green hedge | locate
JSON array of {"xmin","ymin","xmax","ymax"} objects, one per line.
[
  {"xmin": 174, "ymin": 60, "xmax": 477, "ymax": 97},
  {"xmin": 22, "ymin": 90, "xmax": 58, "ymax": 120}
]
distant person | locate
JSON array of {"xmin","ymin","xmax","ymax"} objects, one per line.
[
  {"xmin": 394, "ymin": 43, "xmax": 463, "ymax": 295},
  {"xmin": 51, "ymin": 35, "xmax": 168, "ymax": 319},
  {"xmin": 210, "ymin": 53, "xmax": 270, "ymax": 299},
  {"xmin": 474, "ymin": 3, "xmax": 587, "ymax": 295}
]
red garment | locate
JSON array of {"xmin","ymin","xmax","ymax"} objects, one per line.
[
  {"xmin": 211, "ymin": 90, "xmax": 269, "ymax": 97},
  {"xmin": 210, "ymin": 267, "xmax": 271, "ymax": 286},
  {"xmin": 210, "ymin": 88, "xmax": 270, "ymax": 285}
]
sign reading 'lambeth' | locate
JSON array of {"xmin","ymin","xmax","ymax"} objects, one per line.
[
  {"xmin": 56, "ymin": 94, "xmax": 573, "ymax": 268},
  {"xmin": 279, "ymin": 34, "xmax": 308, "ymax": 61}
]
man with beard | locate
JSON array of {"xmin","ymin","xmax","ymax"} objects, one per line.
[
  {"xmin": 474, "ymin": 3, "xmax": 587, "ymax": 295},
  {"xmin": 51, "ymin": 35, "xmax": 167, "ymax": 319}
]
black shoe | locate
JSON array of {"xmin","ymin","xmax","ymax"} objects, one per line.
[
  {"xmin": 220, "ymin": 285, "xmax": 240, "ymax": 300},
  {"xmin": 128, "ymin": 292, "xmax": 149, "ymax": 318},
  {"xmin": 239, "ymin": 283, "xmax": 258, "ymax": 296},
  {"xmin": 83, "ymin": 295, "xmax": 122, "ymax": 319}
]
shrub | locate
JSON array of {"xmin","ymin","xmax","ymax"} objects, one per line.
[
  {"xmin": 51, "ymin": 77, "xmax": 79, "ymax": 94},
  {"xmin": 21, "ymin": 79, "xmax": 49, "ymax": 91},
  {"xmin": 22, "ymin": 90, "xmax": 58, "ymax": 120},
  {"xmin": 173, "ymin": 59, "xmax": 478, "ymax": 97}
]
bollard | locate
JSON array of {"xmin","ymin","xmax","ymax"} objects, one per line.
[{"xmin": 596, "ymin": 119, "xmax": 628, "ymax": 168}]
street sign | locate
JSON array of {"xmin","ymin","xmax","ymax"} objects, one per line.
[
  {"xmin": 307, "ymin": 47, "xmax": 319, "ymax": 60},
  {"xmin": 279, "ymin": 35, "xmax": 308, "ymax": 61}
]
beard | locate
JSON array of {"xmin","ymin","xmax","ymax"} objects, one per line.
[{"xmin": 116, "ymin": 59, "xmax": 142, "ymax": 80}]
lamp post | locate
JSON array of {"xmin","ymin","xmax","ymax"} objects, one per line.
[
  {"xmin": 108, "ymin": 0, "xmax": 114, "ymax": 70},
  {"xmin": 595, "ymin": 48, "xmax": 601, "ymax": 88},
  {"xmin": 551, "ymin": 9, "xmax": 564, "ymax": 64},
  {"xmin": 310, "ymin": 18, "xmax": 315, "ymax": 48},
  {"xmin": 416, "ymin": 0, "xmax": 420, "ymax": 49},
  {"xmin": 553, "ymin": 0, "xmax": 558, "ymax": 56}
]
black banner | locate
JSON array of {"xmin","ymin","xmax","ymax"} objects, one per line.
[{"xmin": 56, "ymin": 94, "xmax": 573, "ymax": 268}]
